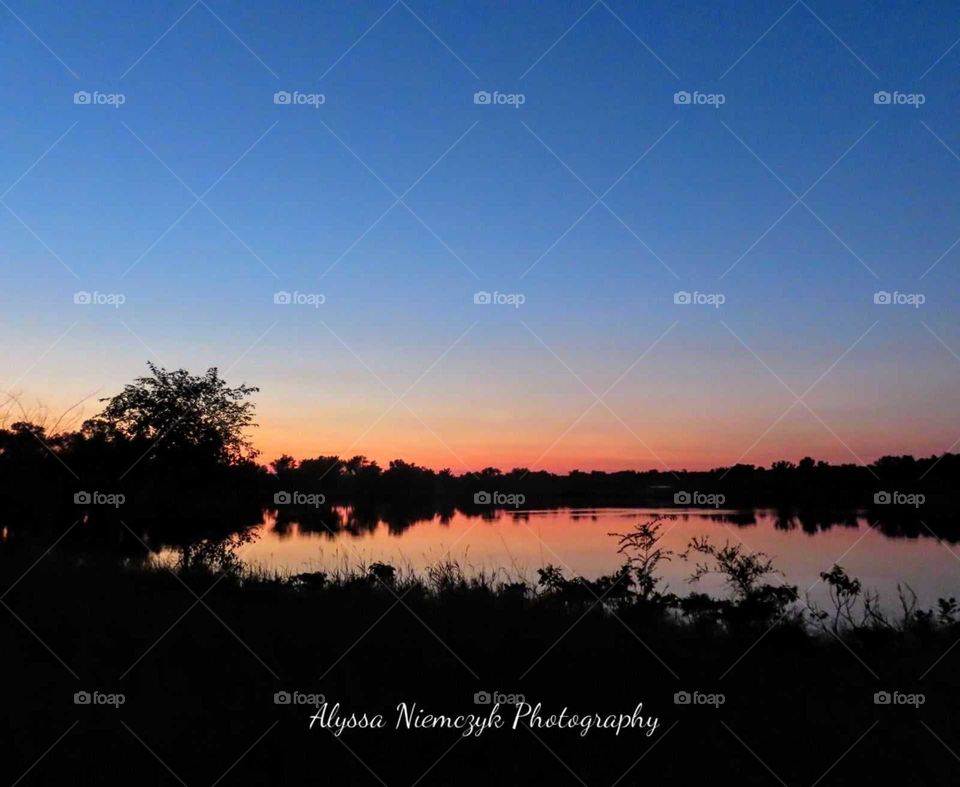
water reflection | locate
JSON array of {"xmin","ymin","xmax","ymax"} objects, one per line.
[{"xmin": 222, "ymin": 507, "xmax": 960, "ymax": 612}]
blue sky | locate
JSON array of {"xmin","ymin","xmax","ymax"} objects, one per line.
[{"xmin": 3, "ymin": 0, "xmax": 960, "ymax": 470}]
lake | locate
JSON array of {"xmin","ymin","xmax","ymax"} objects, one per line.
[{"xmin": 219, "ymin": 507, "xmax": 960, "ymax": 612}]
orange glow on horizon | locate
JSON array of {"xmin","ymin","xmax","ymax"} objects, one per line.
[
  {"xmin": 251, "ymin": 427, "xmax": 944, "ymax": 474},
  {"xmin": 19, "ymin": 384, "xmax": 955, "ymax": 475}
]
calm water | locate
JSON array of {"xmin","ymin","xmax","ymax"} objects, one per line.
[{"xmin": 220, "ymin": 507, "xmax": 960, "ymax": 612}]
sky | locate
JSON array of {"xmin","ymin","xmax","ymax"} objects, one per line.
[{"xmin": 2, "ymin": 0, "xmax": 960, "ymax": 472}]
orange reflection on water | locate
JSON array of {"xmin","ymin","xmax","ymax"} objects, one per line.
[{"xmin": 232, "ymin": 508, "xmax": 960, "ymax": 611}]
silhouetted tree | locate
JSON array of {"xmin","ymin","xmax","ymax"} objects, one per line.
[{"xmin": 82, "ymin": 362, "xmax": 259, "ymax": 465}]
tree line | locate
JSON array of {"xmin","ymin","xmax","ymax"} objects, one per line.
[{"xmin": 0, "ymin": 363, "xmax": 955, "ymax": 550}]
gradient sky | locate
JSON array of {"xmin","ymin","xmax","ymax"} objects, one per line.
[{"xmin": 3, "ymin": 0, "xmax": 960, "ymax": 471}]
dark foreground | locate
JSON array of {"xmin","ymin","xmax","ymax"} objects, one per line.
[{"xmin": 4, "ymin": 549, "xmax": 960, "ymax": 787}]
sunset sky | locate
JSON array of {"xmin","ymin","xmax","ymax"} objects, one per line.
[{"xmin": 3, "ymin": 0, "xmax": 960, "ymax": 471}]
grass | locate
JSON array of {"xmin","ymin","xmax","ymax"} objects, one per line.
[{"xmin": 4, "ymin": 521, "xmax": 960, "ymax": 785}]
